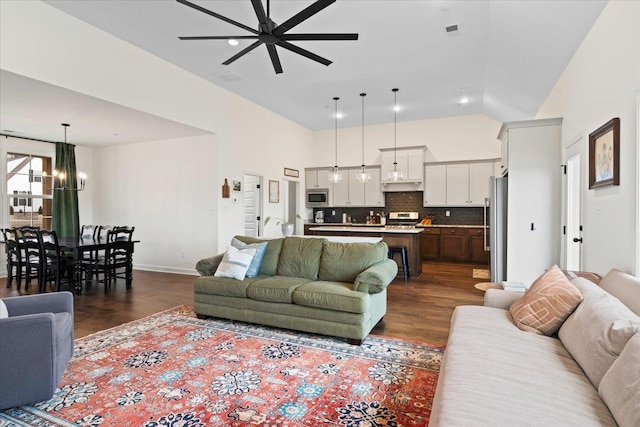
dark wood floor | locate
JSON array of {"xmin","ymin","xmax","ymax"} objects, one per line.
[{"xmin": 0, "ymin": 261, "xmax": 485, "ymax": 345}]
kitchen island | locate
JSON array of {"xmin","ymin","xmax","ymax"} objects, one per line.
[{"xmin": 308, "ymin": 226, "xmax": 423, "ymax": 277}]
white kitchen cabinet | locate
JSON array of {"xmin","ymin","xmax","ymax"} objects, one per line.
[
  {"xmin": 446, "ymin": 164, "xmax": 470, "ymax": 206},
  {"xmin": 305, "ymin": 168, "xmax": 331, "ymax": 190},
  {"xmin": 423, "ymin": 164, "xmax": 447, "ymax": 206},
  {"xmin": 364, "ymin": 167, "xmax": 385, "ymax": 206},
  {"xmin": 332, "ymin": 171, "xmax": 350, "ymax": 206},
  {"xmin": 347, "ymin": 170, "xmax": 365, "ymax": 206},
  {"xmin": 499, "ymin": 118, "xmax": 563, "ymax": 284},
  {"xmin": 468, "ymin": 162, "xmax": 493, "ymax": 205}
]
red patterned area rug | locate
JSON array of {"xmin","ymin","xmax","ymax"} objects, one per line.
[{"xmin": 1, "ymin": 306, "xmax": 444, "ymax": 426}]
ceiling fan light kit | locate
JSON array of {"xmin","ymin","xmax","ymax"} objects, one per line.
[
  {"xmin": 328, "ymin": 96, "xmax": 342, "ymax": 184},
  {"xmin": 177, "ymin": 0, "xmax": 358, "ymax": 74},
  {"xmin": 388, "ymin": 88, "xmax": 404, "ymax": 181}
]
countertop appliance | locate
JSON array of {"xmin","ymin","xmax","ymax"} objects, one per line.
[
  {"xmin": 314, "ymin": 210, "xmax": 324, "ymax": 223},
  {"xmin": 386, "ymin": 212, "xmax": 420, "ymax": 229},
  {"xmin": 487, "ymin": 176, "xmax": 508, "ymax": 283},
  {"xmin": 305, "ymin": 189, "xmax": 329, "ymax": 208}
]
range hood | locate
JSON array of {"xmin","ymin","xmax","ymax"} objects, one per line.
[
  {"xmin": 379, "ymin": 145, "xmax": 426, "ymax": 192},
  {"xmin": 381, "ymin": 180, "xmax": 424, "ymax": 192}
]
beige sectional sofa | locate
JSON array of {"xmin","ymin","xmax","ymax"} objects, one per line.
[
  {"xmin": 194, "ymin": 236, "xmax": 398, "ymax": 344},
  {"xmin": 430, "ymin": 269, "xmax": 640, "ymax": 427}
]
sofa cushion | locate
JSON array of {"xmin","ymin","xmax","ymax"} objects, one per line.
[
  {"xmin": 558, "ymin": 277, "xmax": 640, "ymax": 388},
  {"xmin": 293, "ymin": 281, "xmax": 371, "ymax": 314},
  {"xmin": 247, "ymin": 276, "xmax": 313, "ymax": 303},
  {"xmin": 194, "ymin": 275, "xmax": 265, "ymax": 298},
  {"xmin": 318, "ymin": 241, "xmax": 387, "ymax": 283},
  {"xmin": 214, "ymin": 245, "xmax": 256, "ymax": 280},
  {"xmin": 234, "ymin": 236, "xmax": 283, "ymax": 276},
  {"xmin": 598, "ymin": 333, "xmax": 640, "ymax": 427},
  {"xmin": 598, "ymin": 268, "xmax": 640, "ymax": 316},
  {"xmin": 231, "ymin": 238, "xmax": 267, "ymax": 278},
  {"xmin": 509, "ymin": 265, "xmax": 583, "ymax": 335},
  {"xmin": 277, "ymin": 237, "xmax": 323, "ymax": 280},
  {"xmin": 430, "ymin": 305, "xmax": 617, "ymax": 427}
]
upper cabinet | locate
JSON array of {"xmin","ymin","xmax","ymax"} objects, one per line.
[
  {"xmin": 380, "ymin": 146, "xmax": 426, "ymax": 192},
  {"xmin": 424, "ymin": 160, "xmax": 497, "ymax": 207},
  {"xmin": 333, "ymin": 166, "xmax": 384, "ymax": 207},
  {"xmin": 305, "ymin": 168, "xmax": 331, "ymax": 190}
]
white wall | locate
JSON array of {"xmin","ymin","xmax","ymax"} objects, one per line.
[
  {"xmin": 536, "ymin": 0, "xmax": 640, "ymax": 275},
  {"xmin": 312, "ymin": 114, "xmax": 502, "ymax": 167},
  {"xmin": 0, "ymin": 0, "xmax": 315, "ymax": 269}
]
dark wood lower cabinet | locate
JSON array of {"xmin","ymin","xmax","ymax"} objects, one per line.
[{"xmin": 420, "ymin": 227, "xmax": 490, "ymax": 263}]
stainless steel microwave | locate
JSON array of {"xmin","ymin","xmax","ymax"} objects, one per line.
[{"xmin": 306, "ymin": 189, "xmax": 330, "ymax": 207}]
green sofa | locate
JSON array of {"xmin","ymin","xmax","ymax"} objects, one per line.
[{"xmin": 194, "ymin": 236, "xmax": 398, "ymax": 344}]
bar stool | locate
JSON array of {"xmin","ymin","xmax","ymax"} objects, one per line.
[{"xmin": 388, "ymin": 246, "xmax": 409, "ymax": 282}]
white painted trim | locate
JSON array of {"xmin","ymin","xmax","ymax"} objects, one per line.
[
  {"xmin": 636, "ymin": 88, "xmax": 640, "ymax": 275},
  {"xmin": 133, "ymin": 264, "xmax": 199, "ymax": 276}
]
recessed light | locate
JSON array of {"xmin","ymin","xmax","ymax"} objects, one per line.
[
  {"xmin": 227, "ymin": 39, "xmax": 239, "ymax": 46},
  {"xmin": 335, "ymin": 113, "xmax": 344, "ymax": 119},
  {"xmin": 393, "ymin": 106, "xmax": 401, "ymax": 112},
  {"xmin": 457, "ymin": 97, "xmax": 469, "ymax": 105}
]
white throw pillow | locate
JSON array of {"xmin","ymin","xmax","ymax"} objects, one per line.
[
  {"xmin": 214, "ymin": 245, "xmax": 256, "ymax": 281},
  {"xmin": 0, "ymin": 299, "xmax": 8, "ymax": 318}
]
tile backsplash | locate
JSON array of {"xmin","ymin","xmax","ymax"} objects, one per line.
[{"xmin": 313, "ymin": 191, "xmax": 485, "ymax": 225}]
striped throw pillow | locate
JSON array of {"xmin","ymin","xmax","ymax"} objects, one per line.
[
  {"xmin": 509, "ymin": 265, "xmax": 583, "ymax": 335},
  {"xmin": 214, "ymin": 245, "xmax": 257, "ymax": 281}
]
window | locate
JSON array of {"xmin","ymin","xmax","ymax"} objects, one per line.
[{"xmin": 6, "ymin": 152, "xmax": 53, "ymax": 229}]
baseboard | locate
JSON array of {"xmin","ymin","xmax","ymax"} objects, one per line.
[{"xmin": 133, "ymin": 264, "xmax": 199, "ymax": 276}]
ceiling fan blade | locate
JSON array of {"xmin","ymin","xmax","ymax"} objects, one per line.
[
  {"xmin": 177, "ymin": 0, "xmax": 258, "ymax": 35},
  {"xmin": 280, "ymin": 33, "xmax": 359, "ymax": 41},
  {"xmin": 250, "ymin": 0, "xmax": 271, "ymax": 33},
  {"xmin": 266, "ymin": 44, "xmax": 283, "ymax": 74},
  {"xmin": 222, "ymin": 40, "xmax": 263, "ymax": 65},
  {"xmin": 276, "ymin": 41, "xmax": 332, "ymax": 66},
  {"xmin": 179, "ymin": 36, "xmax": 259, "ymax": 40},
  {"xmin": 273, "ymin": 0, "xmax": 335, "ymax": 36}
]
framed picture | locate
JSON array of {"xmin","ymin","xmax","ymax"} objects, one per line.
[
  {"xmin": 589, "ymin": 117, "xmax": 620, "ymax": 189},
  {"xmin": 268, "ymin": 180, "xmax": 279, "ymax": 203},
  {"xmin": 232, "ymin": 180, "xmax": 241, "ymax": 192},
  {"xmin": 284, "ymin": 167, "xmax": 299, "ymax": 178}
]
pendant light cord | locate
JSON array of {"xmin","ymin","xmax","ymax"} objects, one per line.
[
  {"xmin": 392, "ymin": 88, "xmax": 398, "ymax": 171},
  {"xmin": 360, "ymin": 93, "xmax": 366, "ymax": 168},
  {"xmin": 333, "ymin": 97, "xmax": 339, "ymax": 168}
]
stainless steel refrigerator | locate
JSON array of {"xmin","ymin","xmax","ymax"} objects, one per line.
[{"xmin": 486, "ymin": 176, "xmax": 508, "ymax": 283}]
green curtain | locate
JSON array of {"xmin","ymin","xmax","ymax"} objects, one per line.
[{"xmin": 52, "ymin": 142, "xmax": 79, "ymax": 238}]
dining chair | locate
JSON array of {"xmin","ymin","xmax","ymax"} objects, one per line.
[
  {"xmin": 80, "ymin": 224, "xmax": 98, "ymax": 240},
  {"xmin": 39, "ymin": 229, "xmax": 78, "ymax": 293},
  {"xmin": 104, "ymin": 227, "xmax": 135, "ymax": 293},
  {"xmin": 19, "ymin": 228, "xmax": 43, "ymax": 292},
  {"xmin": 2, "ymin": 228, "xmax": 25, "ymax": 290}
]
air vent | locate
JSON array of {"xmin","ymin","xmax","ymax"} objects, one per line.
[
  {"xmin": 444, "ymin": 24, "xmax": 460, "ymax": 37},
  {"xmin": 214, "ymin": 71, "xmax": 243, "ymax": 82}
]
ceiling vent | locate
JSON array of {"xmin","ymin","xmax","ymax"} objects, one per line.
[
  {"xmin": 444, "ymin": 24, "xmax": 460, "ymax": 37},
  {"xmin": 214, "ymin": 71, "xmax": 243, "ymax": 82}
]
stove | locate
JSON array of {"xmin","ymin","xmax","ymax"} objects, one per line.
[{"xmin": 386, "ymin": 212, "xmax": 420, "ymax": 228}]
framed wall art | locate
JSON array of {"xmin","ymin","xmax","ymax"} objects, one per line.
[
  {"xmin": 232, "ymin": 180, "xmax": 242, "ymax": 192},
  {"xmin": 268, "ymin": 180, "xmax": 279, "ymax": 203},
  {"xmin": 284, "ymin": 167, "xmax": 299, "ymax": 178},
  {"xmin": 589, "ymin": 117, "xmax": 620, "ymax": 189}
]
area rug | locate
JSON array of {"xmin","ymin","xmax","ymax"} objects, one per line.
[
  {"xmin": 1, "ymin": 306, "xmax": 444, "ymax": 426},
  {"xmin": 472, "ymin": 268, "xmax": 490, "ymax": 279}
]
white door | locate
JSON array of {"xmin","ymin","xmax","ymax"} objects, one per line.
[
  {"xmin": 243, "ymin": 174, "xmax": 262, "ymax": 237},
  {"xmin": 565, "ymin": 143, "xmax": 583, "ymax": 270}
]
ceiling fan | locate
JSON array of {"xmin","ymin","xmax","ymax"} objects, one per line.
[{"xmin": 177, "ymin": 0, "xmax": 358, "ymax": 74}]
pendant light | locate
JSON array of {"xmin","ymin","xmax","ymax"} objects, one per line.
[
  {"xmin": 388, "ymin": 88, "xmax": 404, "ymax": 181},
  {"xmin": 328, "ymin": 96, "xmax": 342, "ymax": 183},
  {"xmin": 355, "ymin": 93, "xmax": 371, "ymax": 183}
]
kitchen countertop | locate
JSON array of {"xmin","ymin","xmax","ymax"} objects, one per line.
[
  {"xmin": 417, "ymin": 224, "xmax": 487, "ymax": 228},
  {"xmin": 308, "ymin": 226, "xmax": 423, "ymax": 234}
]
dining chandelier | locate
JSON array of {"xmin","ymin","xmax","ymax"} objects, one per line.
[
  {"xmin": 328, "ymin": 97, "xmax": 342, "ymax": 184},
  {"xmin": 43, "ymin": 123, "xmax": 86, "ymax": 191},
  {"xmin": 355, "ymin": 92, "xmax": 370, "ymax": 183},
  {"xmin": 388, "ymin": 88, "xmax": 404, "ymax": 181}
]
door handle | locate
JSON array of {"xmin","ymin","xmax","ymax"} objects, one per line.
[{"xmin": 572, "ymin": 237, "xmax": 583, "ymax": 243}]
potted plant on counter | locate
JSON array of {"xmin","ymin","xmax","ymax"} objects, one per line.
[{"xmin": 265, "ymin": 215, "xmax": 303, "ymax": 236}]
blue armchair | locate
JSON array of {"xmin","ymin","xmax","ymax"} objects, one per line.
[{"xmin": 0, "ymin": 292, "xmax": 74, "ymax": 410}]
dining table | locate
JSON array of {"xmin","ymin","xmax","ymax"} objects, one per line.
[{"xmin": 57, "ymin": 236, "xmax": 140, "ymax": 293}]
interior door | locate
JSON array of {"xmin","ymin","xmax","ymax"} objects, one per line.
[
  {"xmin": 243, "ymin": 174, "xmax": 262, "ymax": 237},
  {"xmin": 565, "ymin": 142, "xmax": 583, "ymax": 270}
]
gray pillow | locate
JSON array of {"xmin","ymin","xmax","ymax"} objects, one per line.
[{"xmin": 558, "ymin": 278, "xmax": 640, "ymax": 388}]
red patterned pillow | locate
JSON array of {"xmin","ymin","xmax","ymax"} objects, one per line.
[{"xmin": 509, "ymin": 265, "xmax": 583, "ymax": 335}]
